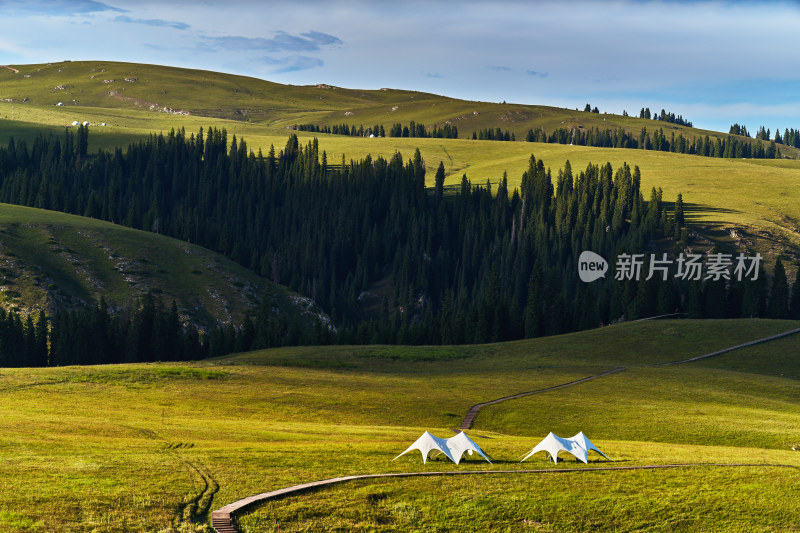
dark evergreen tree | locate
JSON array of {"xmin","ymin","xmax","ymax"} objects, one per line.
[
  {"xmin": 768, "ymin": 258, "xmax": 789, "ymax": 318},
  {"xmin": 434, "ymin": 161, "xmax": 445, "ymax": 204},
  {"xmin": 789, "ymin": 268, "xmax": 800, "ymax": 320},
  {"xmin": 674, "ymin": 192, "xmax": 685, "ymax": 228}
]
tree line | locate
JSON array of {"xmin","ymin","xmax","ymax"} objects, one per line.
[
  {"xmin": 388, "ymin": 121, "xmax": 459, "ymax": 139},
  {"xmin": 732, "ymin": 125, "xmax": 800, "ymax": 149},
  {"xmin": 0, "ymin": 127, "xmax": 793, "ymax": 362},
  {"xmin": 472, "ymin": 127, "xmax": 515, "ymax": 141},
  {"xmin": 637, "ymin": 107, "xmax": 693, "ymax": 127},
  {"xmin": 0, "ymin": 289, "xmax": 335, "ymax": 366},
  {"xmin": 293, "ymin": 117, "xmax": 790, "ymax": 160},
  {"xmin": 292, "ymin": 123, "xmax": 386, "ymax": 137},
  {"xmin": 521, "ymin": 126, "xmax": 785, "ymax": 159},
  {"xmin": 292, "ymin": 121, "xmax": 458, "ymax": 139}
]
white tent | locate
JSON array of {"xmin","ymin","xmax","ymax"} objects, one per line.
[
  {"xmin": 568, "ymin": 431, "xmax": 609, "ymax": 460},
  {"xmin": 393, "ymin": 431, "xmax": 456, "ymax": 464},
  {"xmin": 446, "ymin": 431, "xmax": 492, "ymax": 464},
  {"xmin": 520, "ymin": 432, "xmax": 588, "ymax": 464}
]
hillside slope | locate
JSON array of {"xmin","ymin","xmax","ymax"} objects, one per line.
[
  {"xmin": 0, "ymin": 203, "xmax": 329, "ymax": 330},
  {"xmin": 2, "ymin": 60, "xmax": 796, "ymax": 157}
]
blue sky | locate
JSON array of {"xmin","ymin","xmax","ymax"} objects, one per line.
[{"xmin": 1, "ymin": 0, "xmax": 799, "ymax": 134}]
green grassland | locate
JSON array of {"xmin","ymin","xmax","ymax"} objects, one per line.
[
  {"xmin": 0, "ymin": 60, "xmax": 745, "ymax": 143},
  {"xmin": 0, "ymin": 203, "xmax": 324, "ymax": 328},
  {"xmin": 0, "ymin": 60, "xmax": 796, "ymax": 161},
  {"xmin": 238, "ymin": 465, "xmax": 800, "ymax": 532},
  {"xmin": 0, "ymin": 319, "xmax": 798, "ymax": 531}
]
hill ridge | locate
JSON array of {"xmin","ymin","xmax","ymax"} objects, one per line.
[{"xmin": 4, "ymin": 59, "xmax": 791, "ymax": 150}]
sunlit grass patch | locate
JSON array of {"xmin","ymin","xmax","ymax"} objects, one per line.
[
  {"xmin": 236, "ymin": 458, "xmax": 800, "ymax": 533},
  {"xmin": 0, "ymin": 319, "xmax": 798, "ymax": 531}
]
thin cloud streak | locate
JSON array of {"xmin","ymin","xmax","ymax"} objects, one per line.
[
  {"xmin": 2, "ymin": 0, "xmax": 126, "ymax": 14},
  {"xmin": 525, "ymin": 70, "xmax": 547, "ymax": 78},
  {"xmin": 205, "ymin": 31, "xmax": 342, "ymax": 53},
  {"xmin": 114, "ymin": 15, "xmax": 189, "ymax": 30},
  {"xmin": 264, "ymin": 55, "xmax": 324, "ymax": 73}
]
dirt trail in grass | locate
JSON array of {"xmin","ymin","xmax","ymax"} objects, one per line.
[
  {"xmin": 211, "ymin": 463, "xmax": 799, "ymax": 532},
  {"xmin": 1, "ymin": 66, "xmax": 19, "ymax": 74},
  {"xmin": 459, "ymin": 325, "xmax": 800, "ymax": 429},
  {"xmin": 458, "ymin": 367, "xmax": 626, "ymax": 430},
  {"xmin": 128, "ymin": 426, "xmax": 220, "ymax": 531}
]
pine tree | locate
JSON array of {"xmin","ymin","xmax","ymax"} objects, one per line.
[
  {"xmin": 674, "ymin": 192, "xmax": 684, "ymax": 227},
  {"xmin": 434, "ymin": 161, "xmax": 445, "ymax": 204},
  {"xmin": 789, "ymin": 268, "xmax": 800, "ymax": 319},
  {"xmin": 34, "ymin": 310, "xmax": 49, "ymax": 367},
  {"xmin": 768, "ymin": 258, "xmax": 789, "ymax": 318}
]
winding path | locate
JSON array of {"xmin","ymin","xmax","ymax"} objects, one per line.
[
  {"xmin": 1, "ymin": 65, "xmax": 19, "ymax": 74},
  {"xmin": 655, "ymin": 326, "xmax": 800, "ymax": 365},
  {"xmin": 461, "ymin": 326, "xmax": 800, "ymax": 429},
  {"xmin": 211, "ymin": 325, "xmax": 800, "ymax": 532},
  {"xmin": 459, "ymin": 367, "xmax": 626, "ymax": 430}
]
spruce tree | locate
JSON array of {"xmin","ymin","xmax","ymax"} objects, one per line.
[
  {"xmin": 789, "ymin": 268, "xmax": 800, "ymax": 319},
  {"xmin": 674, "ymin": 193, "xmax": 685, "ymax": 237},
  {"xmin": 434, "ymin": 161, "xmax": 445, "ymax": 204},
  {"xmin": 768, "ymin": 258, "xmax": 789, "ymax": 318}
]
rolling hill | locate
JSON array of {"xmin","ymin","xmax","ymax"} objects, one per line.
[
  {"xmin": 2, "ymin": 60, "xmax": 796, "ymax": 153},
  {"xmin": 0, "ymin": 203, "xmax": 330, "ymax": 331},
  {"xmin": 2, "ymin": 60, "xmax": 800, "ymax": 261}
]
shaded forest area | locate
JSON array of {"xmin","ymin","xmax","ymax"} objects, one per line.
[{"xmin": 0, "ymin": 126, "xmax": 797, "ymax": 365}]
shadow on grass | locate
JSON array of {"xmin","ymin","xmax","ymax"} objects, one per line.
[{"xmin": 680, "ymin": 203, "xmax": 742, "ymax": 226}]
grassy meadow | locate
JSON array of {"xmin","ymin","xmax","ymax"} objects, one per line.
[
  {"xmin": 237, "ymin": 463, "xmax": 800, "ymax": 532},
  {"xmin": 0, "ymin": 319, "xmax": 798, "ymax": 531}
]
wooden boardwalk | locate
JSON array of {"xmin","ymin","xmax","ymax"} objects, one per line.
[{"xmin": 210, "ymin": 463, "xmax": 798, "ymax": 532}]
